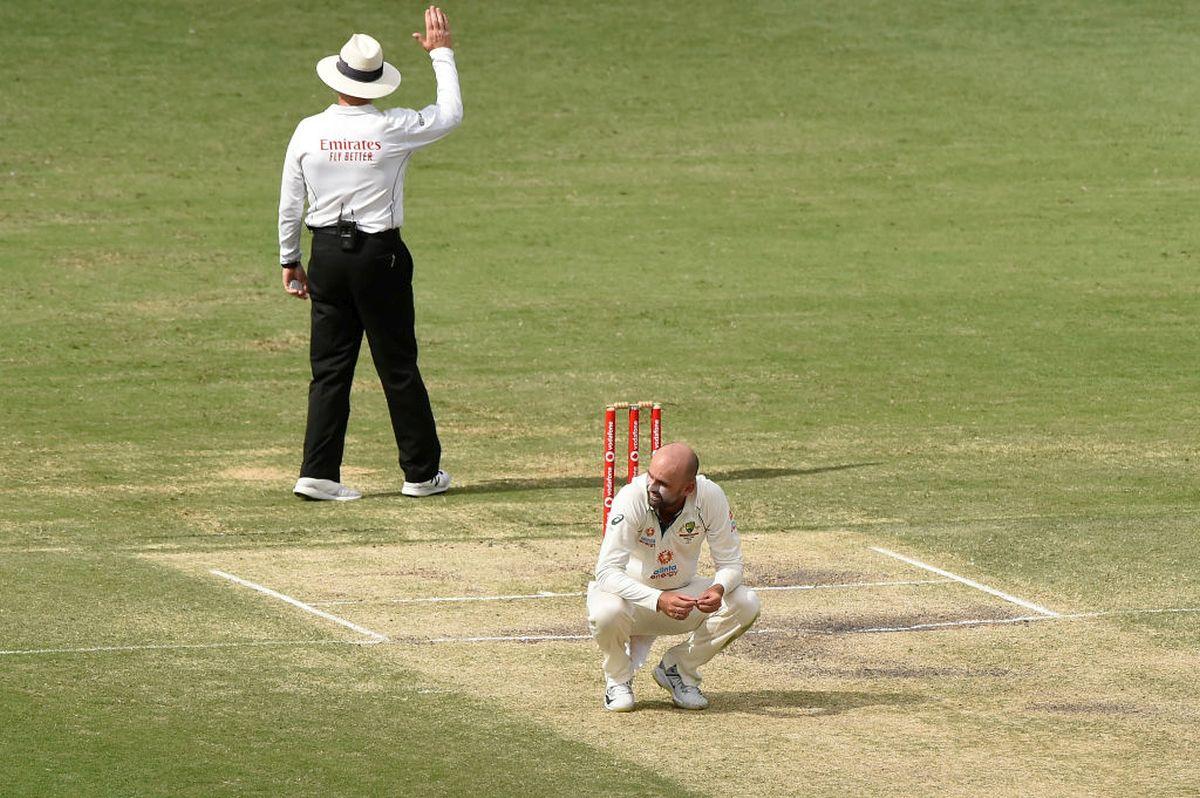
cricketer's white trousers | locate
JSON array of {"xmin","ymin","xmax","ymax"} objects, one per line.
[{"xmin": 587, "ymin": 577, "xmax": 761, "ymax": 688}]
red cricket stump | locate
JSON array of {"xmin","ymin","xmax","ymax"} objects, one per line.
[
  {"xmin": 602, "ymin": 406, "xmax": 616, "ymax": 528},
  {"xmin": 650, "ymin": 403, "xmax": 662, "ymax": 454},
  {"xmin": 627, "ymin": 405, "xmax": 640, "ymax": 481}
]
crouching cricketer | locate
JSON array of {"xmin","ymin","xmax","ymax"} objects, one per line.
[{"xmin": 587, "ymin": 442, "xmax": 760, "ymax": 711}]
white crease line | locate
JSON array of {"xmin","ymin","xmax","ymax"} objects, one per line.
[
  {"xmin": 308, "ymin": 579, "xmax": 951, "ymax": 607},
  {"xmin": 429, "ymin": 629, "xmax": 795, "ymax": 645},
  {"xmin": 830, "ymin": 607, "xmax": 1200, "ymax": 635},
  {"xmin": 0, "ymin": 639, "xmax": 353, "ymax": 657},
  {"xmin": 429, "ymin": 633, "xmax": 592, "ymax": 643},
  {"xmin": 870, "ymin": 547, "xmax": 1060, "ymax": 617},
  {"xmin": 312, "ymin": 590, "xmax": 586, "ymax": 607},
  {"xmin": 847, "ymin": 615, "xmax": 1052, "ymax": 634},
  {"xmin": 2, "ymin": 547, "xmax": 77, "ymax": 554},
  {"xmin": 756, "ymin": 579, "xmax": 950, "ymax": 593},
  {"xmin": 211, "ymin": 569, "xmax": 389, "ymax": 642},
  {"xmin": 1064, "ymin": 607, "xmax": 1200, "ymax": 620}
]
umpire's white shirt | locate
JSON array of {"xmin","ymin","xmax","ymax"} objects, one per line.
[
  {"xmin": 278, "ymin": 47, "xmax": 463, "ymax": 265},
  {"xmin": 595, "ymin": 475, "xmax": 745, "ymax": 609}
]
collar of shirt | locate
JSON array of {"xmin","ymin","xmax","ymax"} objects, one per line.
[
  {"xmin": 654, "ymin": 490, "xmax": 697, "ymax": 536},
  {"xmin": 326, "ymin": 103, "xmax": 383, "ymax": 116}
]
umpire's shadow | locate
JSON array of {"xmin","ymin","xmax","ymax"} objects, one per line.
[
  {"xmin": 373, "ymin": 462, "xmax": 880, "ymax": 499},
  {"xmin": 641, "ymin": 688, "xmax": 924, "ymax": 717}
]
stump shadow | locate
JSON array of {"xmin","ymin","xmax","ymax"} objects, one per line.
[{"xmin": 366, "ymin": 462, "xmax": 879, "ymax": 499}]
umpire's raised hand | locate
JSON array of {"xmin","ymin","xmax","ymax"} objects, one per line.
[{"xmin": 412, "ymin": 5, "xmax": 453, "ymax": 52}]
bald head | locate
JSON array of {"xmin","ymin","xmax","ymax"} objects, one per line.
[
  {"xmin": 646, "ymin": 442, "xmax": 699, "ymax": 518},
  {"xmin": 650, "ymin": 442, "xmax": 699, "ymax": 482}
]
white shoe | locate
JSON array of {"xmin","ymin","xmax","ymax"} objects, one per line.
[
  {"xmin": 293, "ymin": 477, "xmax": 362, "ymax": 502},
  {"xmin": 653, "ymin": 661, "xmax": 708, "ymax": 710},
  {"xmin": 603, "ymin": 681, "xmax": 635, "ymax": 712},
  {"xmin": 401, "ymin": 470, "xmax": 451, "ymax": 497}
]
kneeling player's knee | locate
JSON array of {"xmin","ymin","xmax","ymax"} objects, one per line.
[
  {"xmin": 587, "ymin": 593, "xmax": 629, "ymax": 633},
  {"xmin": 730, "ymin": 587, "xmax": 761, "ymax": 626}
]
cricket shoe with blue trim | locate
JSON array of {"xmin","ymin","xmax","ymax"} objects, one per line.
[{"xmin": 653, "ymin": 661, "xmax": 709, "ymax": 710}]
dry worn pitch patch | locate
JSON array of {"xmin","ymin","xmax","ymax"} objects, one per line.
[{"xmin": 151, "ymin": 530, "xmax": 1200, "ymax": 797}]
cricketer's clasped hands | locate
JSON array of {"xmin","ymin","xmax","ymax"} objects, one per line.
[{"xmin": 658, "ymin": 584, "xmax": 726, "ymax": 620}]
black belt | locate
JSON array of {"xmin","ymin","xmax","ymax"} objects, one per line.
[{"xmin": 308, "ymin": 225, "xmax": 399, "ymax": 238}]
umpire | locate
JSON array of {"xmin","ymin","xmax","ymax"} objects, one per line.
[{"xmin": 278, "ymin": 6, "xmax": 461, "ymax": 502}]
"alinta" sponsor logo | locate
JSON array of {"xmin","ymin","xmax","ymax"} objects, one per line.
[{"xmin": 650, "ymin": 564, "xmax": 678, "ymax": 580}]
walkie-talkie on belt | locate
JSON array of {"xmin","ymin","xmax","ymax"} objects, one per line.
[{"xmin": 335, "ymin": 203, "xmax": 360, "ymax": 252}]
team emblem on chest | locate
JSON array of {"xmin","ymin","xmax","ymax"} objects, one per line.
[
  {"xmin": 650, "ymin": 548, "xmax": 678, "ymax": 580},
  {"xmin": 678, "ymin": 521, "xmax": 699, "ymax": 541}
]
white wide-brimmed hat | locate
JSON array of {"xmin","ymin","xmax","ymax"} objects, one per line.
[{"xmin": 316, "ymin": 34, "xmax": 401, "ymax": 99}]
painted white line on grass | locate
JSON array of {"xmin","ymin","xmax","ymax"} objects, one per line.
[
  {"xmin": 1061, "ymin": 607, "xmax": 1200, "ymax": 620},
  {"xmin": 870, "ymin": 547, "xmax": 1060, "ymax": 617},
  {"xmin": 211, "ymin": 569, "xmax": 389, "ymax": 642},
  {"xmin": 308, "ymin": 579, "xmax": 952, "ymax": 607},
  {"xmin": 838, "ymin": 606, "xmax": 1200, "ymax": 635},
  {"xmin": 429, "ymin": 633, "xmax": 593, "ymax": 643},
  {"xmin": 3, "ymin": 546, "xmax": 77, "ymax": 554},
  {"xmin": 0, "ymin": 639, "xmax": 353, "ymax": 657},
  {"xmin": 756, "ymin": 578, "xmax": 950, "ymax": 593},
  {"xmin": 312, "ymin": 590, "xmax": 586, "ymax": 607},
  {"xmin": 850, "ymin": 615, "xmax": 1052, "ymax": 634},
  {"xmin": 429, "ymin": 628, "xmax": 801, "ymax": 645}
]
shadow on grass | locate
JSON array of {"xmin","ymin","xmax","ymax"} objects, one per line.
[
  {"xmin": 641, "ymin": 688, "xmax": 924, "ymax": 717},
  {"xmin": 365, "ymin": 462, "xmax": 880, "ymax": 499}
]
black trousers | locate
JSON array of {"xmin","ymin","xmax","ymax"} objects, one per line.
[{"xmin": 300, "ymin": 229, "xmax": 441, "ymax": 484}]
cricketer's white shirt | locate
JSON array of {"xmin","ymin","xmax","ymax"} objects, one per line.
[
  {"xmin": 595, "ymin": 475, "xmax": 744, "ymax": 611},
  {"xmin": 278, "ymin": 47, "xmax": 463, "ymax": 264}
]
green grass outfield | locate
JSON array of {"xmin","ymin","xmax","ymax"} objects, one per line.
[{"xmin": 1, "ymin": 1, "xmax": 1198, "ymax": 795}]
